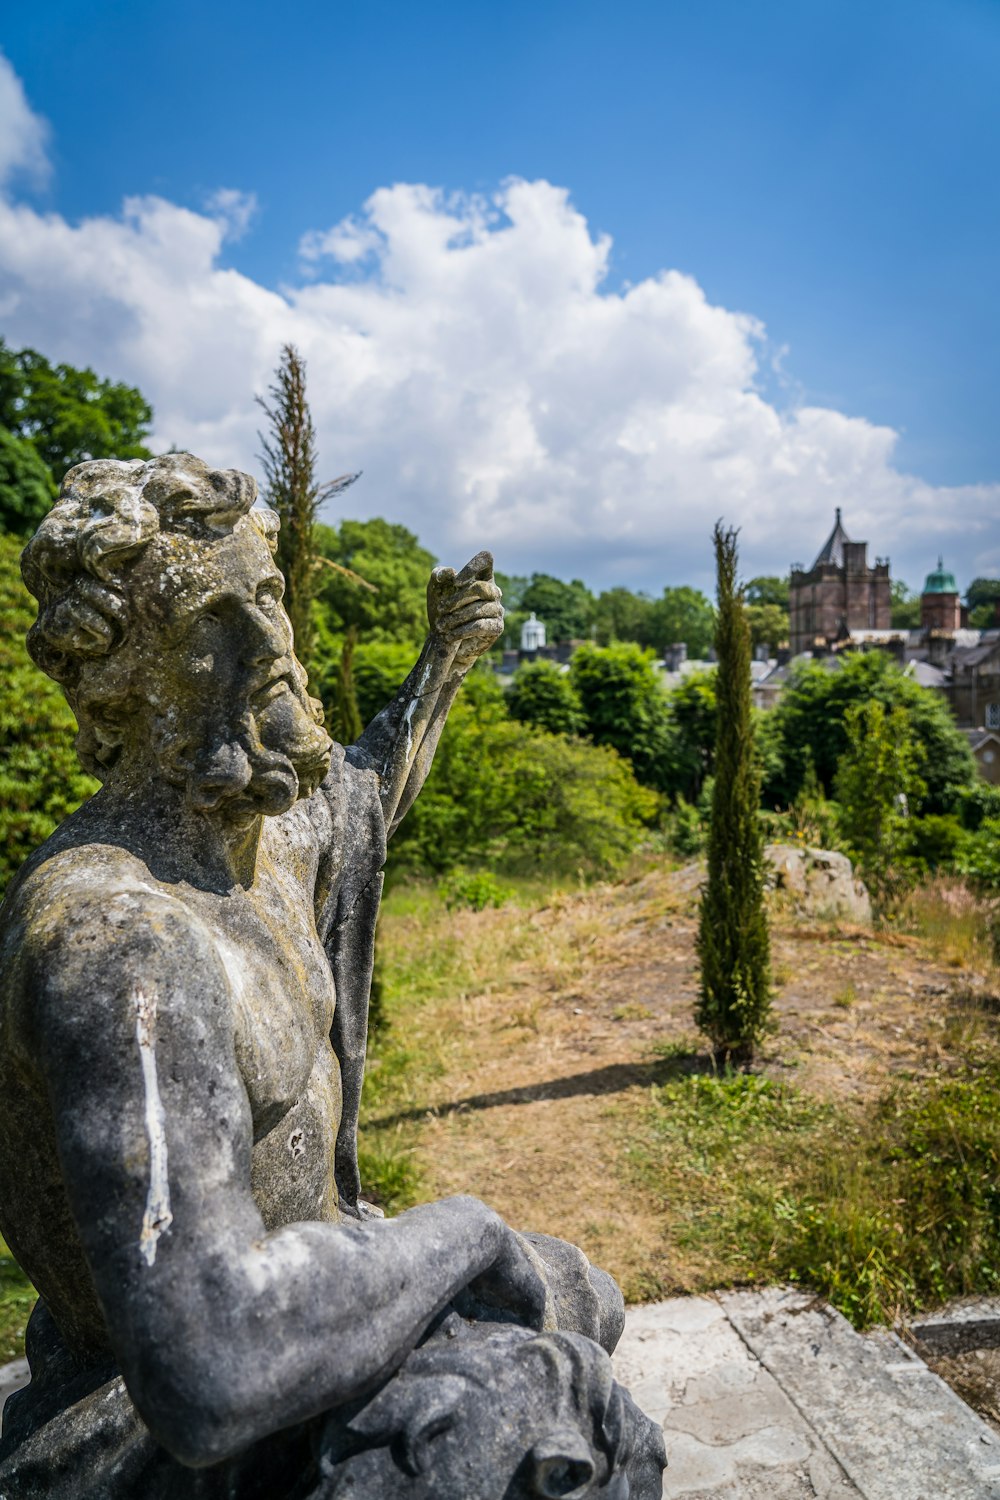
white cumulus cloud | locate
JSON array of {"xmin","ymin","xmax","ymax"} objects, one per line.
[
  {"xmin": 0, "ymin": 54, "xmax": 996, "ymax": 592},
  {"xmin": 0, "ymin": 52, "xmax": 49, "ymax": 188}
]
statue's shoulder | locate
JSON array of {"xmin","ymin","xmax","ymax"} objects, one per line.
[{"xmin": 2, "ymin": 839, "xmax": 194, "ymax": 957}]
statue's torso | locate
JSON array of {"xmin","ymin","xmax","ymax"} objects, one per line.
[{"xmin": 0, "ymin": 814, "xmax": 343, "ymax": 1359}]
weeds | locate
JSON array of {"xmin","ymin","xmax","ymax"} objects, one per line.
[{"xmin": 626, "ymin": 1060, "xmax": 1000, "ymax": 1328}]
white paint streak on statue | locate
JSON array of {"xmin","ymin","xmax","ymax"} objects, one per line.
[{"xmin": 134, "ymin": 987, "xmax": 173, "ymax": 1267}]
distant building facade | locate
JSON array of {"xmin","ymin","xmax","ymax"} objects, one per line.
[
  {"xmin": 520, "ymin": 612, "xmax": 546, "ymax": 651},
  {"xmin": 789, "ymin": 509, "xmax": 891, "ymax": 655}
]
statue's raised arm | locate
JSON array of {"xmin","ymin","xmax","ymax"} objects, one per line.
[
  {"xmin": 351, "ymin": 548, "xmax": 503, "ymax": 836},
  {"xmin": 0, "ymin": 453, "xmax": 665, "ymax": 1499}
]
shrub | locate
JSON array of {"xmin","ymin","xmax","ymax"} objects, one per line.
[
  {"xmin": 765, "ymin": 651, "xmax": 976, "ymax": 815},
  {"xmin": 392, "ymin": 668, "xmax": 660, "ymax": 877},
  {"xmin": 0, "ymin": 535, "xmax": 98, "ymax": 899},
  {"xmin": 570, "ymin": 641, "xmax": 675, "ymax": 792},
  {"xmin": 507, "ymin": 659, "xmax": 586, "ymax": 737},
  {"xmin": 438, "ymin": 870, "xmax": 516, "ymax": 911}
]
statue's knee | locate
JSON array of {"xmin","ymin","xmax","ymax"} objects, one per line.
[{"xmin": 588, "ymin": 1264, "xmax": 626, "ymax": 1355}]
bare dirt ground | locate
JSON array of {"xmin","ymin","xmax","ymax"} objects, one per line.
[{"xmin": 370, "ymin": 865, "xmax": 996, "ymax": 1300}]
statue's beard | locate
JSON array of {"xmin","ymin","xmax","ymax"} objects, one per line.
[{"xmin": 154, "ymin": 663, "xmax": 333, "ymax": 822}]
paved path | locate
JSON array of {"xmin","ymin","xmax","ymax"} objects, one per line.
[
  {"xmin": 3, "ymin": 1288, "xmax": 999, "ymax": 1496},
  {"xmin": 613, "ymin": 1286, "xmax": 1000, "ymax": 1498}
]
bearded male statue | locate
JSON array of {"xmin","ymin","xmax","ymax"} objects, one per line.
[{"xmin": 0, "ymin": 454, "xmax": 665, "ymax": 1499}]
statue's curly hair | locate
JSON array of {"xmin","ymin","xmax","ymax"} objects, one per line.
[{"xmin": 21, "ymin": 453, "xmax": 279, "ymax": 778}]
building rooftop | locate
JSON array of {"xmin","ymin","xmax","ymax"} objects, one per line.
[
  {"xmin": 922, "ymin": 557, "xmax": 959, "ymax": 595},
  {"xmin": 810, "ymin": 507, "xmax": 851, "ymax": 570}
]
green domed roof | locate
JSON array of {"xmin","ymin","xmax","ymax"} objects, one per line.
[{"xmin": 923, "ymin": 557, "xmax": 958, "ymax": 595}]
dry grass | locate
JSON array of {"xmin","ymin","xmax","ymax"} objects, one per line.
[{"xmin": 363, "ymin": 864, "xmax": 1000, "ymax": 1320}]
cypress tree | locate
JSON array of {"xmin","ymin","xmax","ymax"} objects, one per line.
[
  {"xmin": 257, "ymin": 345, "xmax": 358, "ymax": 683},
  {"xmin": 695, "ymin": 522, "xmax": 771, "ymax": 1063}
]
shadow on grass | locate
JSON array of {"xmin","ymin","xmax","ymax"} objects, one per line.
[{"xmin": 371, "ymin": 1048, "xmax": 714, "ymax": 1128}]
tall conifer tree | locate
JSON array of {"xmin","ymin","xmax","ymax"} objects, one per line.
[
  {"xmin": 695, "ymin": 523, "xmax": 771, "ymax": 1062},
  {"xmin": 257, "ymin": 345, "xmax": 358, "ymax": 682}
]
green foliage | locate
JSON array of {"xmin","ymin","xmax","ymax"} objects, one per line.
[
  {"xmin": 956, "ymin": 818, "xmax": 1000, "ymax": 891},
  {"xmin": 965, "ymin": 577, "xmax": 1000, "ymax": 612},
  {"xmin": 666, "ymin": 796, "xmax": 706, "ymax": 857},
  {"xmin": 507, "ymin": 659, "xmax": 586, "ymax": 736},
  {"xmin": 593, "ymin": 586, "xmax": 657, "ymax": 647},
  {"xmin": 569, "ymin": 641, "xmax": 674, "ymax": 792},
  {"xmin": 342, "ymin": 639, "xmax": 421, "ymax": 729},
  {"xmin": 391, "ymin": 662, "xmax": 659, "ymax": 877},
  {"xmin": 902, "ymin": 814, "xmax": 966, "ymax": 873},
  {"xmin": 326, "ymin": 625, "xmax": 363, "ymax": 744},
  {"xmin": 591, "ymin": 584, "xmax": 715, "ymax": 656},
  {"xmin": 744, "ymin": 601, "xmax": 788, "ymax": 652},
  {"xmin": 890, "ymin": 580, "xmax": 922, "ymax": 629},
  {"xmin": 0, "ymin": 428, "xmax": 56, "ymax": 536},
  {"xmin": 520, "ymin": 573, "xmax": 594, "ymax": 642},
  {"xmin": 0, "ymin": 1235, "xmax": 35, "ymax": 1364},
  {"xmin": 696, "ymin": 524, "xmax": 771, "ymax": 1060},
  {"xmin": 764, "ymin": 651, "xmax": 976, "ymax": 815},
  {"xmin": 834, "ymin": 700, "xmax": 926, "ymax": 917},
  {"xmin": 631, "ymin": 1061, "xmax": 1000, "ymax": 1330},
  {"xmin": 663, "ymin": 669, "xmax": 717, "ymax": 801},
  {"xmin": 0, "ymin": 339, "xmax": 152, "ymax": 491},
  {"xmin": 438, "ymin": 869, "xmax": 516, "ymax": 911},
  {"xmin": 785, "ymin": 753, "xmax": 842, "ymax": 850},
  {"xmin": 746, "ymin": 575, "xmax": 789, "ymax": 610},
  {"xmin": 652, "ymin": 586, "xmax": 715, "ymax": 657},
  {"xmin": 0, "ymin": 535, "xmax": 99, "ymax": 899},
  {"xmin": 314, "ymin": 518, "xmax": 436, "ymax": 648}
]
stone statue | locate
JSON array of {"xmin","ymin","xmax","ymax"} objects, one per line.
[{"xmin": 0, "ymin": 454, "xmax": 665, "ymax": 1498}]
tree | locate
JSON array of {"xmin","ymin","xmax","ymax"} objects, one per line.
[
  {"xmin": 390, "ymin": 663, "xmax": 659, "ymax": 876},
  {"xmin": 257, "ymin": 344, "xmax": 358, "ymax": 681},
  {"xmin": 649, "ymin": 586, "xmax": 715, "ymax": 657},
  {"xmin": 663, "ymin": 669, "xmax": 717, "ymax": 801},
  {"xmin": 965, "ymin": 578, "xmax": 1000, "ymax": 629},
  {"xmin": 965, "ymin": 578, "xmax": 1000, "ymax": 613},
  {"xmin": 0, "ymin": 340, "xmax": 152, "ymax": 487},
  {"xmin": 890, "ymin": 580, "xmax": 922, "ymax": 629},
  {"xmin": 593, "ymin": 587, "xmax": 657, "ymax": 648},
  {"xmin": 764, "ymin": 651, "xmax": 976, "ymax": 815},
  {"xmin": 695, "ymin": 524, "xmax": 771, "ymax": 1063},
  {"xmin": 745, "ymin": 601, "xmax": 788, "ymax": 653},
  {"xmin": 520, "ymin": 573, "xmax": 594, "ymax": 642},
  {"xmin": 0, "ymin": 535, "xmax": 98, "ymax": 896},
  {"xmin": 508, "ymin": 660, "xmax": 586, "ymax": 736},
  {"xmin": 0, "ymin": 429, "xmax": 56, "ymax": 536},
  {"xmin": 314, "ymin": 518, "xmax": 435, "ymax": 649},
  {"xmin": 569, "ymin": 641, "xmax": 674, "ymax": 791},
  {"xmin": 835, "ymin": 700, "xmax": 926, "ymax": 918},
  {"xmin": 746, "ymin": 575, "xmax": 790, "ymax": 610}
]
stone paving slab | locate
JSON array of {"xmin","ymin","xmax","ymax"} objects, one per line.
[
  {"xmin": 722, "ymin": 1287, "xmax": 1000, "ymax": 1499},
  {"xmin": 614, "ymin": 1288, "xmax": 1000, "ymax": 1499},
  {"xmin": 613, "ymin": 1294, "xmax": 860, "ymax": 1497}
]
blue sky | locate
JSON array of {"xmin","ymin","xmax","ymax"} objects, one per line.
[{"xmin": 1, "ymin": 0, "xmax": 998, "ymax": 593}]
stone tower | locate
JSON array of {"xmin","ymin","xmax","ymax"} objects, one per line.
[
  {"xmin": 920, "ymin": 558, "xmax": 962, "ymax": 632},
  {"xmin": 789, "ymin": 509, "xmax": 891, "ymax": 655}
]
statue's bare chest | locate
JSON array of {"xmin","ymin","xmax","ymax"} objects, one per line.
[{"xmin": 187, "ymin": 873, "xmax": 341, "ymax": 1226}]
